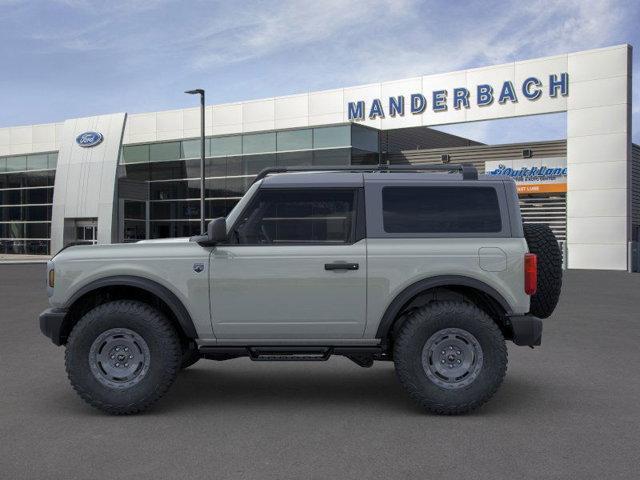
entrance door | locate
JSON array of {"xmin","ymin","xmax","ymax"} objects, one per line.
[
  {"xmin": 210, "ymin": 187, "xmax": 367, "ymax": 339},
  {"xmin": 75, "ymin": 220, "xmax": 98, "ymax": 245}
]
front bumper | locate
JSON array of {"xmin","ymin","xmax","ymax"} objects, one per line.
[
  {"xmin": 508, "ymin": 314, "xmax": 543, "ymax": 346},
  {"xmin": 39, "ymin": 308, "xmax": 68, "ymax": 346}
]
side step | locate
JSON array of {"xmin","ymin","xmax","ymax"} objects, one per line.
[
  {"xmin": 198, "ymin": 345, "xmax": 385, "ymax": 367},
  {"xmin": 249, "ymin": 347, "xmax": 331, "ymax": 362}
]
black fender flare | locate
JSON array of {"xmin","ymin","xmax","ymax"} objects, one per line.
[
  {"xmin": 64, "ymin": 275, "xmax": 198, "ymax": 338},
  {"xmin": 375, "ymin": 275, "xmax": 513, "ymax": 339}
]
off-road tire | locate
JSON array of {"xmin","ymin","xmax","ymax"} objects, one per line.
[
  {"xmin": 65, "ymin": 300, "xmax": 181, "ymax": 415},
  {"xmin": 523, "ymin": 223, "xmax": 563, "ymax": 318},
  {"xmin": 180, "ymin": 344, "xmax": 201, "ymax": 370},
  {"xmin": 394, "ymin": 301, "xmax": 507, "ymax": 415}
]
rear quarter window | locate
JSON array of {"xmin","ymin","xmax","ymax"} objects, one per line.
[{"xmin": 382, "ymin": 186, "xmax": 502, "ymax": 234}]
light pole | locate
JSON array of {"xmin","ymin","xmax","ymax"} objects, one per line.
[{"xmin": 185, "ymin": 88, "xmax": 206, "ymax": 234}]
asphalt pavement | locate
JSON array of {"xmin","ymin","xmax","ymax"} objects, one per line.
[{"xmin": 1, "ymin": 264, "xmax": 639, "ymax": 479}]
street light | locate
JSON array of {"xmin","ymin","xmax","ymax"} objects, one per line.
[{"xmin": 185, "ymin": 88, "xmax": 206, "ymax": 234}]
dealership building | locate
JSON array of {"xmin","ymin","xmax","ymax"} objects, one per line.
[{"xmin": 0, "ymin": 44, "xmax": 637, "ymax": 271}]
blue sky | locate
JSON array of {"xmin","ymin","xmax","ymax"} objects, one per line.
[{"xmin": 0, "ymin": 0, "xmax": 638, "ymax": 144}]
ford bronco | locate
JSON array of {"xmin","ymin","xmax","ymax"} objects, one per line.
[{"xmin": 39, "ymin": 163, "xmax": 562, "ymax": 415}]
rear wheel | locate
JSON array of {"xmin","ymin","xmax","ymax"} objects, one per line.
[
  {"xmin": 65, "ymin": 300, "xmax": 181, "ymax": 415},
  {"xmin": 394, "ymin": 301, "xmax": 507, "ymax": 415}
]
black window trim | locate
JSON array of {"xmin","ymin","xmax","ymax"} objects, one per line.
[{"xmin": 223, "ymin": 186, "xmax": 364, "ymax": 247}]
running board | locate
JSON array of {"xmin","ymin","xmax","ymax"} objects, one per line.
[
  {"xmin": 249, "ymin": 347, "xmax": 332, "ymax": 362},
  {"xmin": 198, "ymin": 345, "xmax": 384, "ymax": 364}
]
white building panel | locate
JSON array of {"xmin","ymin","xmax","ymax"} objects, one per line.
[
  {"xmin": 568, "ymin": 244, "xmax": 628, "ymax": 270},
  {"xmin": 567, "ymin": 76, "xmax": 629, "ymax": 110},
  {"xmin": 308, "ymin": 89, "xmax": 343, "ymax": 119},
  {"xmin": 568, "ymin": 189, "xmax": 627, "ymax": 218},
  {"xmin": 212, "ymin": 103, "xmax": 242, "ymax": 135},
  {"xmin": 10, "ymin": 125, "xmax": 32, "ymax": 145},
  {"xmin": 567, "ymin": 104, "xmax": 628, "ymax": 137},
  {"xmin": 567, "ymin": 132, "xmax": 628, "ymax": 164},
  {"xmin": 568, "ymin": 45, "xmax": 630, "ymax": 82},
  {"xmin": 567, "ymin": 216, "xmax": 627, "ymax": 244},
  {"xmin": 275, "ymin": 95, "xmax": 309, "ymax": 130},
  {"xmin": 567, "ymin": 161, "xmax": 627, "ymax": 191},
  {"xmin": 242, "ymin": 99, "xmax": 275, "ymax": 132}
]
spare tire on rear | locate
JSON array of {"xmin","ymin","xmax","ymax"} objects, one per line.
[{"xmin": 523, "ymin": 223, "xmax": 562, "ymax": 318}]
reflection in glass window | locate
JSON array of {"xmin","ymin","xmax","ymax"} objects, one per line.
[
  {"xmin": 243, "ymin": 154, "xmax": 276, "ymax": 175},
  {"xmin": 48, "ymin": 153, "xmax": 58, "ymax": 169},
  {"xmin": 277, "ymin": 129, "xmax": 312, "ymax": 151},
  {"xmin": 150, "ymin": 142, "xmax": 181, "ymax": 162},
  {"xmin": 211, "ymin": 136, "xmax": 242, "ymax": 156},
  {"xmin": 313, "ymin": 148, "xmax": 350, "ymax": 166},
  {"xmin": 243, "ymin": 133, "xmax": 276, "ymax": 154},
  {"xmin": 277, "ymin": 150, "xmax": 313, "ymax": 167},
  {"xmin": 27, "ymin": 154, "xmax": 49, "ymax": 170},
  {"xmin": 122, "ymin": 145, "xmax": 150, "ymax": 164},
  {"xmin": 351, "ymin": 125, "xmax": 379, "ymax": 152},
  {"xmin": 123, "ymin": 220, "xmax": 146, "ymax": 242},
  {"xmin": 124, "ymin": 201, "xmax": 146, "ymax": 219},
  {"xmin": 181, "ymin": 139, "xmax": 212, "ymax": 159},
  {"xmin": 313, "ymin": 126, "xmax": 350, "ymax": 149},
  {"xmin": 5, "ymin": 156, "xmax": 27, "ymax": 172}
]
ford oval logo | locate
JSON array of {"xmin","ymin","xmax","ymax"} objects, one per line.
[{"xmin": 76, "ymin": 131, "xmax": 103, "ymax": 148}]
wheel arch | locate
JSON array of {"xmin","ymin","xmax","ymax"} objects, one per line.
[
  {"xmin": 58, "ymin": 276, "xmax": 197, "ymax": 345},
  {"xmin": 375, "ymin": 275, "xmax": 514, "ymax": 343}
]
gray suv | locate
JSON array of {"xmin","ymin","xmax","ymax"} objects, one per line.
[{"xmin": 39, "ymin": 163, "xmax": 562, "ymax": 415}]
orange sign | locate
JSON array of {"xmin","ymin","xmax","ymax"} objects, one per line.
[{"xmin": 517, "ymin": 183, "xmax": 567, "ymax": 194}]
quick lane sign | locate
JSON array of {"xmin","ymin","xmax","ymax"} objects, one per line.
[
  {"xmin": 486, "ymin": 157, "xmax": 567, "ymax": 194},
  {"xmin": 347, "ymin": 73, "xmax": 569, "ymax": 121}
]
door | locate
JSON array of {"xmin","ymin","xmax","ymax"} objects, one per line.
[
  {"xmin": 75, "ymin": 219, "xmax": 98, "ymax": 245},
  {"xmin": 210, "ymin": 187, "xmax": 367, "ymax": 339}
]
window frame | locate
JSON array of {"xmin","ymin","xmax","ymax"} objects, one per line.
[
  {"xmin": 224, "ymin": 187, "xmax": 363, "ymax": 246},
  {"xmin": 365, "ymin": 180, "xmax": 511, "ymax": 239}
]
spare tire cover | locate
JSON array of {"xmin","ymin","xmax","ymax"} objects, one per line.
[{"xmin": 523, "ymin": 223, "xmax": 563, "ymax": 319}]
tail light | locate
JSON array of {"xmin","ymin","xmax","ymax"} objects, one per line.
[{"xmin": 524, "ymin": 253, "xmax": 537, "ymax": 295}]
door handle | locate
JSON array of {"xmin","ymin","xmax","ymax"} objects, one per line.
[{"xmin": 324, "ymin": 262, "xmax": 359, "ymax": 271}]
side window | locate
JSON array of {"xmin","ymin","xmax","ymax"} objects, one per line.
[
  {"xmin": 233, "ymin": 189, "xmax": 356, "ymax": 245},
  {"xmin": 382, "ymin": 186, "xmax": 502, "ymax": 234}
]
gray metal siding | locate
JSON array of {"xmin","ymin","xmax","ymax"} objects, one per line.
[
  {"xmin": 632, "ymin": 143, "xmax": 640, "ymax": 239},
  {"xmin": 381, "ymin": 126, "xmax": 483, "ymax": 153},
  {"xmin": 387, "ymin": 139, "xmax": 567, "ymax": 172}
]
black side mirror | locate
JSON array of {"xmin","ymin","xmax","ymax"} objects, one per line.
[
  {"xmin": 207, "ymin": 217, "xmax": 227, "ymax": 243},
  {"xmin": 190, "ymin": 217, "xmax": 226, "ymax": 246}
]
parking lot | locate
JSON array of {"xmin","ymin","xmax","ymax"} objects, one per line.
[{"xmin": 1, "ymin": 264, "xmax": 639, "ymax": 479}]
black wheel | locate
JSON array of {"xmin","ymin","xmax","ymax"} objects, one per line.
[
  {"xmin": 523, "ymin": 223, "xmax": 563, "ymax": 318},
  {"xmin": 394, "ymin": 301, "xmax": 507, "ymax": 415},
  {"xmin": 180, "ymin": 343, "xmax": 201, "ymax": 370},
  {"xmin": 65, "ymin": 300, "xmax": 181, "ymax": 415}
]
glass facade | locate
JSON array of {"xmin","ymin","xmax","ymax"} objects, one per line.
[
  {"xmin": 0, "ymin": 152, "xmax": 57, "ymax": 254},
  {"xmin": 118, "ymin": 124, "xmax": 379, "ymax": 241}
]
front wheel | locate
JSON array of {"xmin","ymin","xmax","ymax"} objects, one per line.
[
  {"xmin": 394, "ymin": 301, "xmax": 507, "ymax": 415},
  {"xmin": 65, "ymin": 300, "xmax": 182, "ymax": 415}
]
